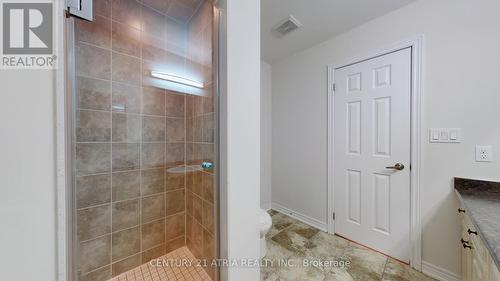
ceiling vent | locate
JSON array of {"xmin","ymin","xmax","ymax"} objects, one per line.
[{"xmin": 273, "ymin": 15, "xmax": 302, "ymax": 37}]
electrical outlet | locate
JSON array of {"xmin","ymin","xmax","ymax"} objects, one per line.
[{"xmin": 475, "ymin": 145, "xmax": 493, "ymax": 162}]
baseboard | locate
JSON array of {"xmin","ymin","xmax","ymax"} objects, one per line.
[
  {"xmin": 271, "ymin": 202, "xmax": 328, "ymax": 232},
  {"xmin": 421, "ymin": 261, "xmax": 461, "ymax": 281}
]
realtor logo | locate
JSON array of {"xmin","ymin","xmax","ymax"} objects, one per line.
[{"xmin": 1, "ymin": 1, "xmax": 56, "ymax": 68}]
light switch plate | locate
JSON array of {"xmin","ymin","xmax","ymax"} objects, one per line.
[
  {"xmin": 476, "ymin": 145, "xmax": 493, "ymax": 162},
  {"xmin": 430, "ymin": 128, "xmax": 461, "ymax": 143}
]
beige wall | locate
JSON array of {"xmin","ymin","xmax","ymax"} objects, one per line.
[
  {"xmin": 271, "ymin": 0, "xmax": 500, "ymax": 275},
  {"xmin": 261, "ymin": 61, "xmax": 272, "ymax": 210},
  {"xmin": 0, "ymin": 70, "xmax": 57, "ymax": 281},
  {"xmin": 222, "ymin": 0, "xmax": 262, "ymax": 280}
]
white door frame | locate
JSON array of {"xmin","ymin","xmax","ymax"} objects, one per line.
[{"xmin": 327, "ymin": 36, "xmax": 424, "ymax": 270}]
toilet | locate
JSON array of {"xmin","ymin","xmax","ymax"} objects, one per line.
[{"xmin": 259, "ymin": 209, "xmax": 273, "ymax": 258}]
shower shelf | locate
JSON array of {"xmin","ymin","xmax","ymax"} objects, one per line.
[{"xmin": 167, "ymin": 164, "xmax": 203, "ymax": 174}]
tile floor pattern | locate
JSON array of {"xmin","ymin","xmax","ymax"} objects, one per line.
[
  {"xmin": 262, "ymin": 210, "xmax": 437, "ymax": 281},
  {"xmin": 108, "ymin": 210, "xmax": 437, "ymax": 281},
  {"xmin": 109, "ymin": 247, "xmax": 211, "ymax": 281}
]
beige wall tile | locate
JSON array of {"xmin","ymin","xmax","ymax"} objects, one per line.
[
  {"xmin": 190, "ymin": 171, "xmax": 203, "ymax": 196},
  {"xmin": 165, "ymin": 236, "xmax": 185, "ymax": 253},
  {"xmin": 112, "ymin": 171, "xmax": 141, "ymax": 201},
  {"xmin": 192, "ymin": 194, "xmax": 202, "ymax": 222},
  {"xmin": 167, "ymin": 1, "xmax": 194, "ymax": 22},
  {"xmin": 112, "ymin": 21, "xmax": 141, "ymax": 57},
  {"xmin": 165, "ymin": 143, "xmax": 184, "ymax": 166},
  {"xmin": 166, "ymin": 117, "xmax": 185, "ymax": 142},
  {"xmin": 112, "ymin": 82, "xmax": 141, "ymax": 114},
  {"xmin": 142, "ymin": 87, "xmax": 165, "ymax": 116},
  {"xmin": 165, "ymin": 212, "xmax": 185, "ymax": 241},
  {"xmin": 76, "ymin": 143, "xmax": 111, "ymax": 175},
  {"xmin": 79, "ymin": 265, "xmax": 111, "ymax": 281},
  {"xmin": 112, "ymin": 113, "xmax": 141, "ymax": 142},
  {"xmin": 112, "ymin": 254, "xmax": 141, "ymax": 276},
  {"xmin": 201, "ymin": 172, "xmax": 214, "ymax": 202},
  {"xmin": 141, "ymin": 168, "xmax": 165, "ymax": 196},
  {"xmin": 76, "ymin": 43, "xmax": 111, "ymax": 80},
  {"xmin": 76, "ymin": 110, "xmax": 111, "ymax": 142},
  {"xmin": 203, "ymin": 228, "xmax": 215, "ymax": 262},
  {"xmin": 111, "ymin": 0, "xmax": 141, "ymax": 30},
  {"xmin": 77, "ymin": 205, "xmax": 111, "ymax": 241},
  {"xmin": 77, "ymin": 76, "xmax": 111, "ymax": 111},
  {"xmin": 166, "ymin": 172, "xmax": 185, "ymax": 190},
  {"xmin": 165, "ymin": 16, "xmax": 186, "ymax": 49},
  {"xmin": 142, "ymin": 34, "xmax": 167, "ymax": 64},
  {"xmin": 142, "ymin": 193, "xmax": 165, "ymax": 223},
  {"xmin": 141, "ymin": 244, "xmax": 165, "ymax": 263},
  {"xmin": 202, "ymin": 200, "xmax": 214, "ymax": 233},
  {"xmin": 76, "ymin": 174, "xmax": 111, "ymax": 208},
  {"xmin": 142, "ymin": 116, "xmax": 166, "ymax": 142},
  {"xmin": 93, "ymin": 0, "xmax": 111, "ymax": 18},
  {"xmin": 186, "ymin": 191, "xmax": 193, "ymax": 216},
  {"xmin": 76, "ymin": 15, "xmax": 111, "ymax": 48},
  {"xmin": 186, "ymin": 214, "xmax": 193, "ymax": 242},
  {"xmin": 166, "ymin": 189, "xmax": 185, "ymax": 215},
  {"xmin": 78, "ymin": 235, "xmax": 111, "ymax": 274},
  {"xmin": 141, "ymin": 5, "xmax": 166, "ymax": 39},
  {"xmin": 141, "ymin": 143, "xmax": 165, "ymax": 168},
  {"xmin": 112, "ymin": 199, "xmax": 140, "ymax": 231},
  {"xmin": 112, "ymin": 227, "xmax": 140, "ymax": 261},
  {"xmin": 112, "ymin": 143, "xmax": 140, "ymax": 171},
  {"xmin": 141, "ymin": 0, "xmax": 169, "ymax": 14},
  {"xmin": 201, "ymin": 113, "xmax": 214, "ymax": 143},
  {"xmin": 192, "ymin": 219, "xmax": 203, "ymax": 252},
  {"xmin": 142, "ymin": 219, "xmax": 165, "ymax": 250},
  {"xmin": 112, "ymin": 52, "xmax": 141, "ymax": 85},
  {"xmin": 165, "ymin": 91, "xmax": 185, "ymax": 117}
]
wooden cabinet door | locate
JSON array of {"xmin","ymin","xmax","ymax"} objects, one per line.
[
  {"xmin": 490, "ymin": 259, "xmax": 500, "ymax": 281},
  {"xmin": 461, "ymin": 223, "xmax": 472, "ymax": 281}
]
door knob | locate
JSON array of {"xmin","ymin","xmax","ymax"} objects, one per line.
[{"xmin": 385, "ymin": 163, "xmax": 405, "ymax": 170}]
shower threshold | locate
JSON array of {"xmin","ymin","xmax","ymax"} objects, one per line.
[{"xmin": 109, "ymin": 247, "xmax": 212, "ymax": 281}]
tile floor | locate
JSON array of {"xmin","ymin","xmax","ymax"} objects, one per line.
[
  {"xmin": 261, "ymin": 210, "xmax": 437, "ymax": 281},
  {"xmin": 108, "ymin": 210, "xmax": 437, "ymax": 281},
  {"xmin": 109, "ymin": 247, "xmax": 212, "ymax": 281}
]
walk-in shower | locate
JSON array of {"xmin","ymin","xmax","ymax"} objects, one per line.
[{"xmin": 67, "ymin": 1, "xmax": 218, "ymax": 280}]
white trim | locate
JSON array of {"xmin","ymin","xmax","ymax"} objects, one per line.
[
  {"xmin": 56, "ymin": 1, "xmax": 69, "ymax": 281},
  {"xmin": 422, "ymin": 261, "xmax": 462, "ymax": 281},
  {"xmin": 272, "ymin": 202, "xmax": 328, "ymax": 232},
  {"xmin": 327, "ymin": 35, "xmax": 424, "ymax": 270}
]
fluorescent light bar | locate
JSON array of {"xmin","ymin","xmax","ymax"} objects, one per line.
[{"xmin": 151, "ymin": 71, "xmax": 204, "ymax": 89}]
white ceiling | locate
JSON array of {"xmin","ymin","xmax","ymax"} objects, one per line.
[{"xmin": 261, "ymin": 0, "xmax": 415, "ymax": 62}]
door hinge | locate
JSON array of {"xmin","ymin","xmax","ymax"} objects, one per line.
[
  {"xmin": 332, "ymin": 83, "xmax": 336, "ymax": 91},
  {"xmin": 332, "ymin": 212, "xmax": 335, "ymax": 220},
  {"xmin": 66, "ymin": 0, "xmax": 93, "ymax": 21}
]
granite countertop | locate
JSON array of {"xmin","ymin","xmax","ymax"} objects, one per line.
[{"xmin": 455, "ymin": 177, "xmax": 500, "ymax": 270}]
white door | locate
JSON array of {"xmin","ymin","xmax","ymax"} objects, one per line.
[{"xmin": 334, "ymin": 48, "xmax": 411, "ymax": 262}]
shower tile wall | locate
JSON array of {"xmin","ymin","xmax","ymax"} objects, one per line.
[
  {"xmin": 72, "ymin": 1, "xmax": 212, "ymax": 280},
  {"xmin": 184, "ymin": 1, "xmax": 216, "ymax": 280}
]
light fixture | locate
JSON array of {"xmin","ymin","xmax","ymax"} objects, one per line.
[{"xmin": 151, "ymin": 71, "xmax": 204, "ymax": 89}]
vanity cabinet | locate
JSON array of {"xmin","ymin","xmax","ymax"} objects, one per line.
[{"xmin": 460, "ymin": 210, "xmax": 500, "ymax": 281}]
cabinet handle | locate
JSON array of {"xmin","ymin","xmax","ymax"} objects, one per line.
[
  {"xmin": 458, "ymin": 208, "xmax": 466, "ymax": 213},
  {"xmin": 468, "ymin": 229, "xmax": 478, "ymax": 235},
  {"xmin": 461, "ymin": 238, "xmax": 470, "ymax": 244},
  {"xmin": 462, "ymin": 243, "xmax": 472, "ymax": 249}
]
